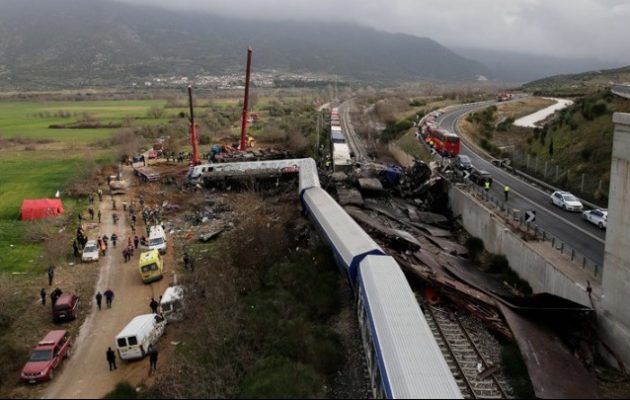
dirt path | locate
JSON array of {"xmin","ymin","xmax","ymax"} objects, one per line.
[{"xmin": 44, "ymin": 167, "xmax": 172, "ymax": 399}]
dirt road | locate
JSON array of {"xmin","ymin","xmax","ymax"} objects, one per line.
[{"xmin": 45, "ymin": 169, "xmax": 172, "ymax": 399}]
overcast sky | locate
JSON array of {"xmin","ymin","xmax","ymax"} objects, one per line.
[{"xmin": 113, "ymin": 0, "xmax": 630, "ymax": 63}]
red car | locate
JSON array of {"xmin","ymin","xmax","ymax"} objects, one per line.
[{"xmin": 20, "ymin": 330, "xmax": 72, "ymax": 383}]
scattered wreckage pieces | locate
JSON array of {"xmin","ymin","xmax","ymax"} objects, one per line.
[
  {"xmin": 423, "ymin": 236, "xmax": 468, "ymax": 257},
  {"xmin": 499, "ymin": 304, "xmax": 601, "ymax": 399},
  {"xmin": 345, "ymin": 206, "xmax": 421, "ymax": 251},
  {"xmin": 357, "ymin": 178, "xmax": 384, "ymax": 193},
  {"xmin": 199, "ymin": 227, "xmax": 225, "ymax": 243},
  {"xmin": 336, "ymin": 187, "xmax": 364, "ymax": 206},
  {"xmin": 394, "ymin": 253, "xmax": 512, "ymax": 340},
  {"xmin": 409, "ymin": 222, "xmax": 452, "ymax": 238},
  {"xmin": 331, "ymin": 172, "xmax": 349, "ymax": 182}
]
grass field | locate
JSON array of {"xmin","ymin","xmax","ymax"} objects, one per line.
[
  {"xmin": 0, "ymin": 100, "xmax": 173, "ymax": 143},
  {"xmin": 0, "ymin": 98, "xmax": 173, "ymax": 273}
]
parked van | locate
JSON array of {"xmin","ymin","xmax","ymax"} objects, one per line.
[
  {"xmin": 160, "ymin": 286, "xmax": 185, "ymax": 322},
  {"xmin": 148, "ymin": 225, "xmax": 167, "ymax": 254},
  {"xmin": 52, "ymin": 293, "xmax": 79, "ymax": 322},
  {"xmin": 115, "ymin": 314, "xmax": 166, "ymax": 360},
  {"xmin": 138, "ymin": 249, "xmax": 163, "ymax": 284}
]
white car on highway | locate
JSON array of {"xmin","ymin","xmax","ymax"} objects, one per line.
[
  {"xmin": 582, "ymin": 209, "xmax": 607, "ymax": 229},
  {"xmin": 550, "ymin": 191, "xmax": 584, "ymax": 212},
  {"xmin": 81, "ymin": 240, "xmax": 99, "ymax": 263}
]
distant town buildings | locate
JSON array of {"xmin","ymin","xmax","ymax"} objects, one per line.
[{"xmin": 131, "ymin": 70, "xmax": 341, "ymax": 89}]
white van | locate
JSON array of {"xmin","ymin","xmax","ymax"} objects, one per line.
[
  {"xmin": 148, "ymin": 225, "xmax": 167, "ymax": 254},
  {"xmin": 160, "ymin": 285, "xmax": 185, "ymax": 322},
  {"xmin": 115, "ymin": 314, "xmax": 166, "ymax": 360}
]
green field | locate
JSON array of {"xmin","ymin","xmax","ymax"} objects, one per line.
[
  {"xmin": 0, "ymin": 99, "xmax": 173, "ymax": 143},
  {"xmin": 0, "ymin": 98, "xmax": 178, "ymax": 273}
]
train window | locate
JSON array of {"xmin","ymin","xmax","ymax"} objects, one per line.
[{"xmin": 447, "ymin": 136, "xmax": 460, "ymax": 143}]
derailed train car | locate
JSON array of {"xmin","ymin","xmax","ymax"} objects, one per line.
[{"xmin": 300, "ymin": 177, "xmax": 462, "ymax": 399}]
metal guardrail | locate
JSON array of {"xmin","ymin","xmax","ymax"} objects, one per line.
[
  {"xmin": 416, "ymin": 105, "xmax": 604, "ymax": 281},
  {"xmin": 444, "ymin": 103, "xmax": 605, "ymax": 210},
  {"xmin": 461, "ymin": 182, "xmax": 602, "ymax": 281}
]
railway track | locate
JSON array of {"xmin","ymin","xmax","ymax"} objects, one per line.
[
  {"xmin": 339, "ymin": 101, "xmax": 367, "ymax": 161},
  {"xmin": 421, "ymin": 303, "xmax": 510, "ymax": 399}
]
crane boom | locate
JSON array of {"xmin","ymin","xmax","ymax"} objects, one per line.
[
  {"xmin": 188, "ymin": 85, "xmax": 200, "ymax": 165},
  {"xmin": 240, "ymin": 47, "xmax": 253, "ymax": 151}
]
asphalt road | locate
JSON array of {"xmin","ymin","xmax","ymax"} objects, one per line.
[{"xmin": 438, "ymin": 102, "xmax": 606, "ymax": 268}]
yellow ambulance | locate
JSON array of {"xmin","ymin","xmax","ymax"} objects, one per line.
[{"xmin": 138, "ymin": 249, "xmax": 163, "ymax": 284}]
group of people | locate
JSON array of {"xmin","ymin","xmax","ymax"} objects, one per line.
[
  {"xmin": 94, "ymin": 289, "xmax": 115, "ymax": 310},
  {"xmin": 106, "ymin": 344, "xmax": 158, "ymax": 375}
]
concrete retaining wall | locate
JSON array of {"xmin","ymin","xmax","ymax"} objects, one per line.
[{"xmin": 448, "ymin": 185, "xmax": 591, "ymax": 307}]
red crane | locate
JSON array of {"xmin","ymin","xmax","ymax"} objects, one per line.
[
  {"xmin": 240, "ymin": 47, "xmax": 253, "ymax": 151},
  {"xmin": 188, "ymin": 85, "xmax": 201, "ymax": 165}
]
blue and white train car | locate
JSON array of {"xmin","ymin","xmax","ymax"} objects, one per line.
[
  {"xmin": 301, "ymin": 187, "xmax": 384, "ymax": 285},
  {"xmin": 357, "ymin": 255, "xmax": 463, "ymax": 399}
]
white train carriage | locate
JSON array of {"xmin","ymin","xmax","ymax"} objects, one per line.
[
  {"xmin": 357, "ymin": 255, "xmax": 463, "ymax": 399},
  {"xmin": 298, "ymin": 158, "xmax": 320, "ymax": 196},
  {"xmin": 332, "ymin": 142, "xmax": 353, "ymax": 172},
  {"xmin": 302, "ymin": 187, "xmax": 384, "ymax": 285}
]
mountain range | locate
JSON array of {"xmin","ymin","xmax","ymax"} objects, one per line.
[
  {"xmin": 0, "ymin": 0, "xmax": 625, "ymax": 89},
  {"xmin": 0, "ymin": 0, "xmax": 490, "ymax": 89}
]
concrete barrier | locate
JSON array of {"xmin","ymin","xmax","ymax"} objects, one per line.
[{"xmin": 449, "ymin": 184, "xmax": 592, "ymax": 307}]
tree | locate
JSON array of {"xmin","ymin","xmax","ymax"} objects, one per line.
[{"xmin": 147, "ymin": 107, "xmax": 166, "ymax": 119}]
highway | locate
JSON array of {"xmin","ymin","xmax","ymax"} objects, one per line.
[{"xmin": 438, "ymin": 103, "xmax": 606, "ymax": 269}]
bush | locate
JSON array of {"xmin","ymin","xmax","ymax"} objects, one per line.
[
  {"xmin": 580, "ymin": 148, "xmax": 593, "ymax": 161},
  {"xmin": 239, "ymin": 356, "xmax": 324, "ymax": 399},
  {"xmin": 104, "ymin": 382, "xmax": 138, "ymax": 399},
  {"xmin": 465, "ymin": 237, "xmax": 484, "ymax": 263},
  {"xmin": 198, "ymin": 135, "xmax": 211, "ymax": 145}
]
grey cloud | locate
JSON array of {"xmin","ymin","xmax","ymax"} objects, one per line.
[{"xmin": 112, "ymin": 0, "xmax": 630, "ymax": 63}]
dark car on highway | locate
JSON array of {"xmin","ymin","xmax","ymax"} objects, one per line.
[
  {"xmin": 454, "ymin": 155, "xmax": 473, "ymax": 171},
  {"xmin": 469, "ymin": 169, "xmax": 493, "ymax": 186}
]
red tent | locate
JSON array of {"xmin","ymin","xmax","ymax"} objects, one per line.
[{"xmin": 21, "ymin": 199, "xmax": 64, "ymax": 221}]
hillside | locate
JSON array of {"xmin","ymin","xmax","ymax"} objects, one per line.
[
  {"xmin": 460, "ymin": 91, "xmax": 630, "ymax": 204},
  {"xmin": 0, "ymin": 0, "xmax": 489, "ymax": 89},
  {"xmin": 522, "ymin": 66, "xmax": 630, "ymax": 96},
  {"xmin": 452, "ymin": 46, "xmax": 620, "ymax": 84}
]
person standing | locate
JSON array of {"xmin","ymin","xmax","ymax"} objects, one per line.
[
  {"xmin": 95, "ymin": 291, "xmax": 103, "ymax": 311},
  {"xmin": 98, "ymin": 209, "xmax": 102, "ymax": 223},
  {"xmin": 104, "ymin": 289, "xmax": 114, "ymax": 308},
  {"xmin": 149, "ymin": 298, "xmax": 159, "ymax": 314},
  {"xmin": 72, "ymin": 240, "xmax": 79, "ymax": 257},
  {"xmin": 111, "ymin": 233, "xmax": 118, "ymax": 248},
  {"xmin": 98, "ymin": 189, "xmax": 103, "ymax": 202},
  {"xmin": 40, "ymin": 288, "xmax": 46, "ymax": 306},
  {"xmin": 106, "ymin": 347, "xmax": 117, "ymax": 371},
  {"xmin": 484, "ymin": 180, "xmax": 490, "ymax": 197},
  {"xmin": 504, "ymin": 185, "xmax": 510, "ymax": 202},
  {"xmin": 148, "ymin": 345, "xmax": 158, "ymax": 376},
  {"xmin": 47, "ymin": 265, "xmax": 55, "ymax": 286},
  {"xmin": 134, "ymin": 235, "xmax": 139, "ymax": 249}
]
